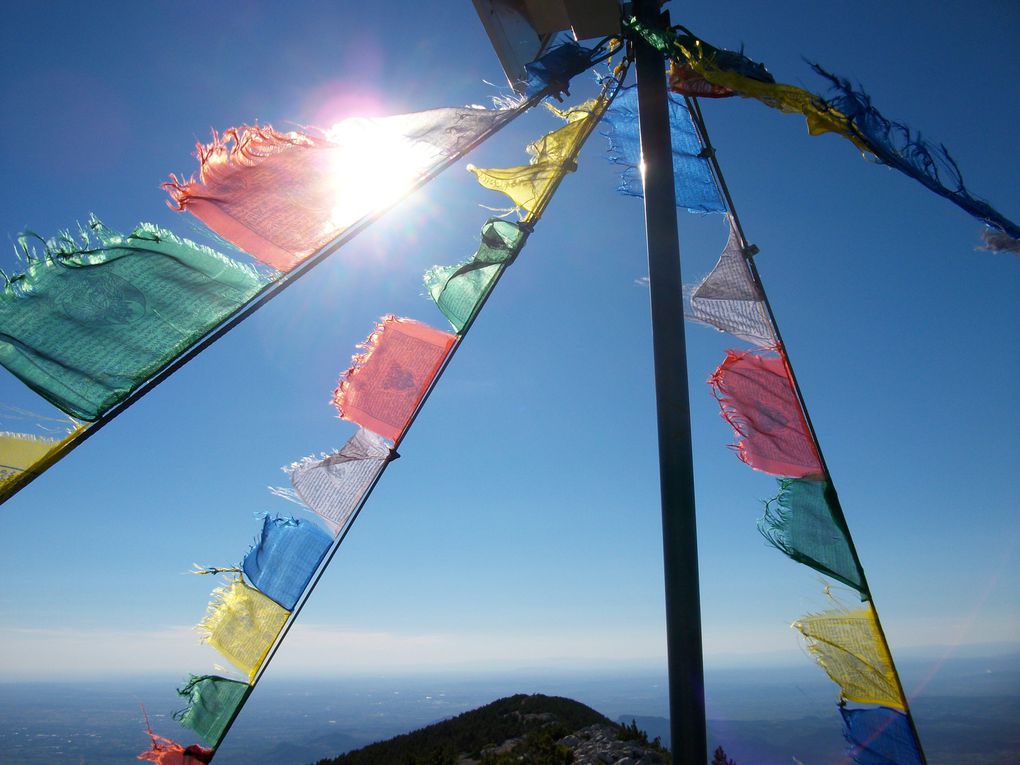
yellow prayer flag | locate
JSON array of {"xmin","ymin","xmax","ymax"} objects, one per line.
[
  {"xmin": 794, "ymin": 604, "xmax": 905, "ymax": 710},
  {"xmin": 198, "ymin": 578, "xmax": 290, "ymax": 682},
  {"xmin": 680, "ymin": 42, "xmax": 870, "ymax": 153},
  {"xmin": 0, "ymin": 427, "xmax": 83, "ymax": 497},
  {"xmin": 527, "ymin": 103, "xmax": 593, "ymax": 164},
  {"xmin": 468, "ymin": 96, "xmax": 608, "ymax": 222},
  {"xmin": 467, "ymin": 164, "xmax": 565, "ymax": 216}
]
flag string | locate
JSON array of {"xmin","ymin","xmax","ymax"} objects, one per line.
[
  {"xmin": 684, "ymin": 92, "xmax": 928, "ymax": 764},
  {"xmin": 204, "ymin": 63, "xmax": 631, "ymax": 757}
]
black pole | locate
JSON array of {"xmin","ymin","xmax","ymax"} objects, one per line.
[{"xmin": 630, "ymin": 2, "xmax": 707, "ymax": 761}]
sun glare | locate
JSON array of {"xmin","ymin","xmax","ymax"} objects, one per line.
[{"xmin": 325, "ymin": 119, "xmax": 442, "ymax": 231}]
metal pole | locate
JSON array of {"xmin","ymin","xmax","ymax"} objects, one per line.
[{"xmin": 630, "ymin": 1, "xmax": 707, "ymax": 761}]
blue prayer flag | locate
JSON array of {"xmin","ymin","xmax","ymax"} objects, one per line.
[
  {"xmin": 840, "ymin": 706, "xmax": 924, "ymax": 765},
  {"xmin": 814, "ymin": 64, "xmax": 1020, "ymax": 248},
  {"xmin": 242, "ymin": 516, "xmax": 332, "ymax": 610},
  {"xmin": 601, "ymin": 84, "xmax": 726, "ymax": 214},
  {"xmin": 524, "ymin": 41, "xmax": 598, "ymax": 97}
]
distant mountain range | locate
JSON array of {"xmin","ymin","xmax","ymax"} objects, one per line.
[{"xmin": 312, "ymin": 693, "xmax": 671, "ymax": 764}]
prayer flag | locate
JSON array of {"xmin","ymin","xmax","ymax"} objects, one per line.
[
  {"xmin": 241, "ymin": 516, "xmax": 332, "ymax": 610},
  {"xmin": 524, "ymin": 41, "xmax": 599, "ymax": 97},
  {"xmin": 286, "ymin": 428, "xmax": 392, "ymax": 533},
  {"xmin": 759, "ymin": 478, "xmax": 866, "ymax": 594},
  {"xmin": 173, "ymin": 675, "xmax": 250, "ymax": 748},
  {"xmin": 980, "ymin": 228, "xmax": 1020, "ymax": 255},
  {"xmin": 137, "ymin": 730, "xmax": 213, "ymax": 765},
  {"xmin": 708, "ymin": 350, "xmax": 822, "ymax": 478},
  {"xmin": 687, "ymin": 223, "xmax": 775, "ymax": 347},
  {"xmin": 668, "ymin": 60, "xmax": 734, "ymax": 98},
  {"xmin": 467, "ymin": 163, "xmax": 563, "ymax": 216},
  {"xmin": 197, "ymin": 578, "xmax": 289, "ymax": 683},
  {"xmin": 333, "ymin": 317, "xmax": 456, "ymax": 442},
  {"xmin": 624, "ymin": 17, "xmax": 775, "ymax": 85},
  {"xmin": 424, "ymin": 218, "xmax": 528, "ymax": 333},
  {"xmin": 165, "ymin": 107, "xmax": 516, "ymax": 271},
  {"xmin": 0, "ymin": 218, "xmax": 270, "ymax": 421},
  {"xmin": 840, "ymin": 706, "xmax": 925, "ymax": 765},
  {"xmin": 0, "ymin": 432, "xmax": 56, "ymax": 483},
  {"xmin": 647, "ymin": 22, "xmax": 1019, "ymax": 251},
  {"xmin": 601, "ymin": 84, "xmax": 726, "ymax": 213},
  {"xmin": 626, "ymin": 19, "xmax": 867, "ymax": 151},
  {"xmin": 686, "ymin": 57, "xmax": 868, "ymax": 150},
  {"xmin": 794, "ymin": 606, "xmax": 905, "ymax": 709},
  {"xmin": 469, "ymin": 98, "xmax": 604, "ymax": 220},
  {"xmin": 813, "ymin": 64, "xmax": 1020, "ymax": 250},
  {"xmin": 0, "ymin": 427, "xmax": 81, "ymax": 498}
]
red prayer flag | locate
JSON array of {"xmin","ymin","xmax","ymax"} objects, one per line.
[
  {"xmin": 138, "ymin": 730, "xmax": 213, "ymax": 764},
  {"xmin": 668, "ymin": 61, "xmax": 735, "ymax": 98},
  {"xmin": 708, "ymin": 350, "xmax": 823, "ymax": 478},
  {"xmin": 164, "ymin": 107, "xmax": 514, "ymax": 272},
  {"xmin": 333, "ymin": 316, "xmax": 456, "ymax": 442},
  {"xmin": 164, "ymin": 126, "xmax": 340, "ymax": 272}
]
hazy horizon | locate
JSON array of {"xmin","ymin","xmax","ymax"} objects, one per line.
[
  {"xmin": 2, "ymin": 649, "xmax": 1018, "ymax": 765},
  {"xmin": 2, "ymin": 622, "xmax": 1017, "ymax": 681}
]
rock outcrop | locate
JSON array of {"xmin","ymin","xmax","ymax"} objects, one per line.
[{"xmin": 559, "ymin": 724, "xmax": 668, "ymax": 765}]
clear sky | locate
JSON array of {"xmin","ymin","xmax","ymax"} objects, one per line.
[{"xmin": 0, "ymin": 0, "xmax": 1017, "ymax": 726}]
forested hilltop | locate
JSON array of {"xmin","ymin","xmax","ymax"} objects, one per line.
[{"xmin": 313, "ymin": 693, "xmax": 672, "ymax": 765}]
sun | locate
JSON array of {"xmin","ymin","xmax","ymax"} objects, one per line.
[{"xmin": 325, "ymin": 118, "xmax": 443, "ymax": 231}]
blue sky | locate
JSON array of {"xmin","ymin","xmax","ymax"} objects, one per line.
[{"xmin": 0, "ymin": 0, "xmax": 1016, "ymax": 732}]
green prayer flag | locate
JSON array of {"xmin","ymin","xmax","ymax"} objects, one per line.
[
  {"xmin": 758, "ymin": 478, "xmax": 867, "ymax": 595},
  {"xmin": 173, "ymin": 674, "xmax": 250, "ymax": 747},
  {"xmin": 0, "ymin": 217, "xmax": 272, "ymax": 420},
  {"xmin": 424, "ymin": 218, "xmax": 527, "ymax": 332}
]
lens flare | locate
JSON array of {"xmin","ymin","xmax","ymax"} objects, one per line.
[{"xmin": 325, "ymin": 119, "xmax": 442, "ymax": 232}]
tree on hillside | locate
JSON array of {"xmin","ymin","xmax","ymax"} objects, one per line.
[
  {"xmin": 619, "ymin": 719, "xmax": 650, "ymax": 745},
  {"xmin": 711, "ymin": 746, "xmax": 737, "ymax": 765},
  {"xmin": 618, "ymin": 719, "xmax": 667, "ymax": 754}
]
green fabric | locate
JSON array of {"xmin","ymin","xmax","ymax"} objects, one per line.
[
  {"xmin": 0, "ymin": 217, "xmax": 272, "ymax": 420},
  {"xmin": 424, "ymin": 219, "xmax": 527, "ymax": 333},
  {"xmin": 759, "ymin": 478, "xmax": 867, "ymax": 595},
  {"xmin": 173, "ymin": 674, "xmax": 250, "ymax": 747},
  {"xmin": 622, "ymin": 16, "xmax": 674, "ymax": 55},
  {"xmin": 622, "ymin": 17, "xmax": 776, "ymax": 84}
]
